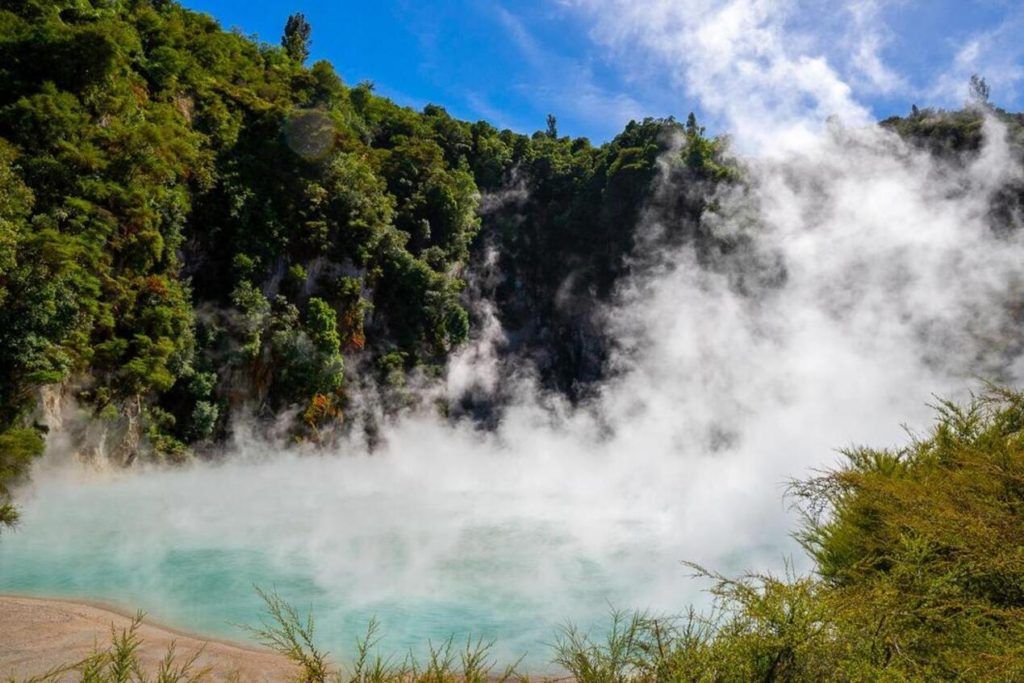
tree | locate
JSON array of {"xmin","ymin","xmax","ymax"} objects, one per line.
[
  {"xmin": 282, "ymin": 13, "xmax": 312, "ymax": 63},
  {"xmin": 546, "ymin": 113, "xmax": 558, "ymax": 139},
  {"xmin": 685, "ymin": 111, "xmax": 704, "ymax": 138},
  {"xmin": 969, "ymin": 73, "xmax": 990, "ymax": 106}
]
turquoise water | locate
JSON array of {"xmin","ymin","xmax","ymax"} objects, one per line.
[{"xmin": 0, "ymin": 448, "xmax": 790, "ymax": 670}]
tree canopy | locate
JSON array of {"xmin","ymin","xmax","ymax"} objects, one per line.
[{"xmin": 0, "ymin": 0, "xmax": 733, "ymax": 473}]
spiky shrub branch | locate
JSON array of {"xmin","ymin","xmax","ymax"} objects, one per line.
[
  {"xmin": 244, "ymin": 586, "xmax": 334, "ymax": 683},
  {"xmin": 10, "ymin": 612, "xmax": 209, "ymax": 683}
]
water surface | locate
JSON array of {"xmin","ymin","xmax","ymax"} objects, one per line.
[{"xmin": 0, "ymin": 450, "xmax": 786, "ymax": 669}]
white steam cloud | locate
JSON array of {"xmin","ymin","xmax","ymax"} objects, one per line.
[{"xmin": 5, "ymin": 1, "xmax": 1024, "ymax": 666}]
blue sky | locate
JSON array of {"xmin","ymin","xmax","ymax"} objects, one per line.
[{"xmin": 182, "ymin": 0, "xmax": 1024, "ymax": 143}]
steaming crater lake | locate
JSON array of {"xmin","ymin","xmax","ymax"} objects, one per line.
[{"xmin": 0, "ymin": 449, "xmax": 789, "ymax": 667}]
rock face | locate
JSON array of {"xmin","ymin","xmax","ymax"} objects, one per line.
[
  {"xmin": 0, "ymin": 595, "xmax": 297, "ymax": 682},
  {"xmin": 31, "ymin": 384, "xmax": 149, "ymax": 469}
]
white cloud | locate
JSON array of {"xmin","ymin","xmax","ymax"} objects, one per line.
[
  {"xmin": 927, "ymin": 7, "xmax": 1024, "ymax": 107},
  {"xmin": 565, "ymin": 0, "xmax": 876, "ymax": 150},
  {"xmin": 563, "ymin": 0, "xmax": 910, "ymax": 150},
  {"xmin": 845, "ymin": 0, "xmax": 907, "ymax": 95}
]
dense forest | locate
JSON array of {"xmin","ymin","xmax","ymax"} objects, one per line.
[
  {"xmin": 0, "ymin": 0, "xmax": 738, "ymax": 516},
  {"xmin": 0, "ymin": 0, "xmax": 723, "ymax": 433},
  {"xmin": 1, "ymin": 0, "xmax": 1023, "ymax": 522}
]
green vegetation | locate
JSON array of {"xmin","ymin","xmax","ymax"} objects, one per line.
[
  {"xmin": 0, "ymin": 11, "xmax": 1017, "ymax": 453},
  {"xmin": 8, "ymin": 611, "xmax": 210, "ymax": 683},
  {"xmin": 245, "ymin": 587, "xmax": 524, "ymax": 683},
  {"xmin": 0, "ymin": 0, "xmax": 482, "ymax": 455},
  {"xmin": 0, "ymin": 0, "xmax": 730, "ymax": 471},
  {"xmin": 12, "ymin": 390, "xmax": 1024, "ymax": 681}
]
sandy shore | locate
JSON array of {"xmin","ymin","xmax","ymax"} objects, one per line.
[{"xmin": 0, "ymin": 595, "xmax": 298, "ymax": 682}]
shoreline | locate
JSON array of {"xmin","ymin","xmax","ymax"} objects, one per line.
[
  {"xmin": 0, "ymin": 591, "xmax": 272, "ymax": 653},
  {"xmin": 0, "ymin": 593, "xmax": 567, "ymax": 681},
  {"xmin": 0, "ymin": 593, "xmax": 296, "ymax": 681}
]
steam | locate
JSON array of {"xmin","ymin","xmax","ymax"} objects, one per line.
[{"xmin": 5, "ymin": 4, "xmax": 1024, "ymax": 666}]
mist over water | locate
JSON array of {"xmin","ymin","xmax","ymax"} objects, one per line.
[
  {"xmin": 5, "ymin": 114, "xmax": 1023, "ymax": 664},
  {"xmin": 5, "ymin": 4, "xmax": 1024, "ymax": 667}
]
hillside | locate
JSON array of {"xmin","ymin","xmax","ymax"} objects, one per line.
[
  {"xmin": 0, "ymin": 0, "xmax": 737, "ymax": 474},
  {"xmin": 2, "ymin": 0, "xmax": 1024, "ymax": 522}
]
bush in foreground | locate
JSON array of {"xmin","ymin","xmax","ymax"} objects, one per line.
[{"xmin": 555, "ymin": 388, "xmax": 1024, "ymax": 681}]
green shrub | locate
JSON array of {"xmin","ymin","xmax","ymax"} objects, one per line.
[{"xmin": 0, "ymin": 427, "xmax": 43, "ymax": 530}]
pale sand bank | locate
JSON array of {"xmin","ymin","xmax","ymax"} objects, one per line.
[{"xmin": 0, "ymin": 595, "xmax": 298, "ymax": 681}]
